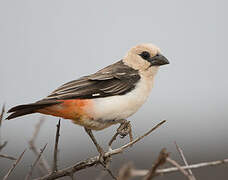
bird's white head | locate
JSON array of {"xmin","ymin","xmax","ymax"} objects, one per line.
[{"xmin": 123, "ymin": 43, "xmax": 169, "ymax": 77}]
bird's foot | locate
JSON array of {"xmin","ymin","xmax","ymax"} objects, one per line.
[{"xmin": 117, "ymin": 121, "xmax": 132, "ymax": 140}]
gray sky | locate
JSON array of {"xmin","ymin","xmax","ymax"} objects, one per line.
[{"xmin": 0, "ymin": 0, "xmax": 227, "ymax": 179}]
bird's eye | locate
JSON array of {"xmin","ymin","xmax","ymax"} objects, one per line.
[{"xmin": 139, "ymin": 51, "xmax": 150, "ymax": 60}]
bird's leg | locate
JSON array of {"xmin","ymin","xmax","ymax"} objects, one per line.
[
  {"xmin": 108, "ymin": 119, "xmax": 133, "ymax": 150},
  {"xmin": 117, "ymin": 120, "xmax": 133, "ymax": 140},
  {"xmin": 84, "ymin": 127, "xmax": 106, "ymax": 162}
]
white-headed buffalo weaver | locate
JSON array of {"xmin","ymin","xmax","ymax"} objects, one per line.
[{"xmin": 7, "ymin": 43, "xmax": 169, "ymax": 159}]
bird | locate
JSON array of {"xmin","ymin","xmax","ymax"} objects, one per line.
[{"xmin": 7, "ymin": 43, "xmax": 169, "ymax": 158}]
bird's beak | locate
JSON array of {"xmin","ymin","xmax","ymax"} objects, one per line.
[{"xmin": 149, "ymin": 53, "xmax": 169, "ymax": 66}]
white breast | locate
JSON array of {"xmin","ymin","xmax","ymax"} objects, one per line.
[{"xmin": 90, "ymin": 75, "xmax": 154, "ymax": 121}]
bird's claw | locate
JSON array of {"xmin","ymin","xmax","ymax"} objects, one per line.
[{"xmin": 117, "ymin": 121, "xmax": 131, "ymax": 138}]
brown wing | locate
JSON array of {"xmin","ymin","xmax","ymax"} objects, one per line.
[
  {"xmin": 44, "ymin": 60, "xmax": 140, "ymax": 100},
  {"xmin": 6, "ymin": 60, "xmax": 140, "ymax": 120}
]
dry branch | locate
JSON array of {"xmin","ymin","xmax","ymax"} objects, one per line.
[
  {"xmin": 35, "ymin": 120, "xmax": 166, "ymax": 180},
  {"xmin": 0, "ymin": 154, "xmax": 17, "ymax": 160},
  {"xmin": 0, "ymin": 141, "xmax": 8, "ymax": 152},
  {"xmin": 158, "ymin": 158, "xmax": 228, "ymax": 174},
  {"xmin": 96, "ymin": 160, "xmax": 119, "ymax": 180},
  {"xmin": 117, "ymin": 162, "xmax": 133, "ymax": 180},
  {"xmin": 175, "ymin": 142, "xmax": 196, "ymax": 180},
  {"xmin": 130, "ymin": 158, "xmax": 228, "ymax": 177},
  {"xmin": 144, "ymin": 148, "xmax": 169, "ymax": 180},
  {"xmin": 106, "ymin": 120, "xmax": 166, "ymax": 156},
  {"xmin": 1, "ymin": 113, "xmax": 226, "ymax": 180},
  {"xmin": 3, "ymin": 149, "xmax": 26, "ymax": 180},
  {"xmin": 26, "ymin": 144, "xmax": 48, "ymax": 180},
  {"xmin": 166, "ymin": 157, "xmax": 192, "ymax": 179},
  {"xmin": 0, "ymin": 104, "xmax": 5, "ymax": 126},
  {"xmin": 52, "ymin": 119, "xmax": 61, "ymax": 172},
  {"xmin": 29, "ymin": 118, "xmax": 45, "ymax": 145},
  {"xmin": 0, "ymin": 104, "xmax": 7, "ymax": 152},
  {"xmin": 99, "ymin": 161, "xmax": 117, "ymax": 180},
  {"xmin": 29, "ymin": 118, "xmax": 51, "ymax": 174}
]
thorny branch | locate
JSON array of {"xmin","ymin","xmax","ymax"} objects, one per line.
[
  {"xmin": 0, "ymin": 154, "xmax": 16, "ymax": 160},
  {"xmin": 166, "ymin": 157, "xmax": 192, "ymax": 180},
  {"xmin": 0, "ymin": 104, "xmax": 5, "ymax": 127},
  {"xmin": 0, "ymin": 104, "xmax": 7, "ymax": 152},
  {"xmin": 29, "ymin": 118, "xmax": 51, "ymax": 174},
  {"xmin": 52, "ymin": 119, "xmax": 61, "ymax": 173},
  {"xmin": 99, "ymin": 161, "xmax": 117, "ymax": 180},
  {"xmin": 32, "ymin": 119, "xmax": 228, "ymax": 180},
  {"xmin": 35, "ymin": 120, "xmax": 166, "ymax": 180},
  {"xmin": 3, "ymin": 149, "xmax": 26, "ymax": 180},
  {"xmin": 144, "ymin": 148, "xmax": 169, "ymax": 180},
  {"xmin": 25, "ymin": 144, "xmax": 48, "ymax": 180},
  {"xmin": 2, "ymin": 113, "xmax": 227, "ymax": 180},
  {"xmin": 175, "ymin": 142, "xmax": 196, "ymax": 180},
  {"xmin": 0, "ymin": 141, "xmax": 8, "ymax": 152},
  {"xmin": 129, "ymin": 158, "xmax": 228, "ymax": 177},
  {"xmin": 29, "ymin": 118, "xmax": 45, "ymax": 145},
  {"xmin": 117, "ymin": 162, "xmax": 133, "ymax": 180}
]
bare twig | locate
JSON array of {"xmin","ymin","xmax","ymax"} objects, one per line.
[
  {"xmin": 107, "ymin": 120, "xmax": 166, "ymax": 156},
  {"xmin": 52, "ymin": 119, "xmax": 61, "ymax": 173},
  {"xmin": 95, "ymin": 170, "xmax": 107, "ymax": 180},
  {"xmin": 0, "ymin": 154, "xmax": 17, "ymax": 160},
  {"xmin": 167, "ymin": 157, "xmax": 192, "ymax": 179},
  {"xmin": 144, "ymin": 148, "xmax": 169, "ymax": 180},
  {"xmin": 175, "ymin": 142, "xmax": 196, "ymax": 180},
  {"xmin": 97, "ymin": 160, "xmax": 119, "ymax": 180},
  {"xmin": 128, "ymin": 123, "xmax": 133, "ymax": 144},
  {"xmin": 35, "ymin": 120, "xmax": 166, "ymax": 180},
  {"xmin": 0, "ymin": 104, "xmax": 7, "ymax": 152},
  {"xmin": 130, "ymin": 158, "xmax": 228, "ymax": 177},
  {"xmin": 69, "ymin": 173, "xmax": 74, "ymax": 180},
  {"xmin": 117, "ymin": 162, "xmax": 133, "ymax": 180},
  {"xmin": 29, "ymin": 117, "xmax": 51, "ymax": 174},
  {"xmin": 0, "ymin": 141, "xmax": 8, "ymax": 152},
  {"xmin": 29, "ymin": 118, "xmax": 45, "ymax": 145},
  {"xmin": 96, "ymin": 160, "xmax": 118, "ymax": 180},
  {"xmin": 3, "ymin": 149, "xmax": 26, "ymax": 180},
  {"xmin": 25, "ymin": 144, "xmax": 48, "ymax": 180},
  {"xmin": 0, "ymin": 104, "xmax": 5, "ymax": 127},
  {"xmin": 108, "ymin": 131, "xmax": 119, "ymax": 148},
  {"xmin": 158, "ymin": 158, "xmax": 228, "ymax": 174},
  {"xmin": 99, "ymin": 162, "xmax": 117, "ymax": 180}
]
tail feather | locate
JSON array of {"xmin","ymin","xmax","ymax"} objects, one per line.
[
  {"xmin": 6, "ymin": 100, "xmax": 61, "ymax": 120},
  {"xmin": 6, "ymin": 109, "xmax": 36, "ymax": 120}
]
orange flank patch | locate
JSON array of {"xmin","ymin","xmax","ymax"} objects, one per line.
[{"xmin": 37, "ymin": 99, "xmax": 93, "ymax": 122}]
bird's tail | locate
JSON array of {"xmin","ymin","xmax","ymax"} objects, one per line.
[{"xmin": 6, "ymin": 100, "xmax": 61, "ymax": 120}]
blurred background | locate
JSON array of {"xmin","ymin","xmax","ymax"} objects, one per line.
[{"xmin": 0, "ymin": 0, "xmax": 227, "ymax": 179}]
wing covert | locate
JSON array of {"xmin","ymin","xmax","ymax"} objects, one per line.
[{"xmin": 44, "ymin": 60, "xmax": 140, "ymax": 100}]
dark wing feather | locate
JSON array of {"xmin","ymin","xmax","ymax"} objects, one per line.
[
  {"xmin": 44, "ymin": 60, "xmax": 140, "ymax": 100},
  {"xmin": 7, "ymin": 60, "xmax": 140, "ymax": 120}
]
